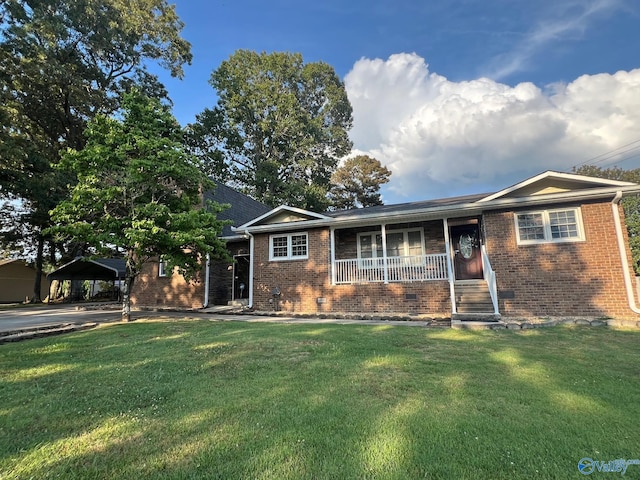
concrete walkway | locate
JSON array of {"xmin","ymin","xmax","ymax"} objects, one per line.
[
  {"xmin": 205, "ymin": 313, "xmax": 435, "ymax": 327},
  {"xmin": 0, "ymin": 304, "xmax": 440, "ymax": 343},
  {"xmin": 200, "ymin": 304, "xmax": 450, "ymax": 326}
]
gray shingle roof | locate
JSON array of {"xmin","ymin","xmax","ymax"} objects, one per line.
[
  {"xmin": 324, "ymin": 192, "xmax": 491, "ymax": 219},
  {"xmin": 204, "ymin": 184, "xmax": 271, "ymax": 237}
]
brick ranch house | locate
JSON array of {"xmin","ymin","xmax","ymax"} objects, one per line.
[
  {"xmin": 130, "ymin": 184, "xmax": 270, "ymax": 309},
  {"xmin": 231, "ymin": 171, "xmax": 640, "ymax": 320}
]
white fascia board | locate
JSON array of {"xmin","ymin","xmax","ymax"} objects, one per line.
[
  {"xmin": 220, "ymin": 234, "xmax": 248, "ymax": 242},
  {"xmin": 235, "ymin": 205, "xmax": 287, "ymax": 229},
  {"xmin": 233, "ymin": 184, "xmax": 640, "ymax": 235},
  {"xmin": 232, "ymin": 217, "xmax": 336, "ymax": 234},
  {"xmin": 480, "ymin": 184, "xmax": 640, "ymax": 209},
  {"xmin": 478, "ymin": 170, "xmax": 636, "ymax": 203},
  {"xmin": 235, "ymin": 205, "xmax": 331, "ymax": 230},
  {"xmin": 276, "ymin": 205, "xmax": 332, "ymax": 220}
]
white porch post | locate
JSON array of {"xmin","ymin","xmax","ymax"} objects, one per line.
[
  {"xmin": 381, "ymin": 223, "xmax": 388, "ymax": 284},
  {"xmin": 246, "ymin": 231, "xmax": 255, "ymax": 308},
  {"xmin": 330, "ymin": 227, "xmax": 336, "ymax": 285},
  {"xmin": 442, "ymin": 218, "xmax": 457, "ymax": 314}
]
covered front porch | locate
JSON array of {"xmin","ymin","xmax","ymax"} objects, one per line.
[{"xmin": 328, "ymin": 218, "xmax": 499, "ymax": 317}]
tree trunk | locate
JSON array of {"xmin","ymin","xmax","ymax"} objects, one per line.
[
  {"xmin": 32, "ymin": 233, "xmax": 44, "ymax": 303},
  {"xmin": 121, "ymin": 275, "xmax": 135, "ymax": 322},
  {"xmin": 49, "ymin": 279, "xmax": 61, "ymax": 302}
]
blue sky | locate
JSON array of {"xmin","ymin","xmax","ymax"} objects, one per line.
[{"xmin": 153, "ymin": 0, "xmax": 640, "ymax": 203}]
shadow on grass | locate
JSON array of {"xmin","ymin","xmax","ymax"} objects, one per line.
[{"xmin": 1, "ymin": 321, "xmax": 639, "ymax": 479}]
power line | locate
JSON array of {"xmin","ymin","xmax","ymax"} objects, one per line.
[
  {"xmin": 593, "ymin": 151, "xmax": 640, "ymax": 169},
  {"xmin": 587, "ymin": 145, "xmax": 640, "ymax": 168},
  {"xmin": 572, "ymin": 138, "xmax": 640, "ymax": 169}
]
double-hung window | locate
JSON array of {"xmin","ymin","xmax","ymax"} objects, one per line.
[
  {"xmin": 358, "ymin": 232, "xmax": 384, "ymax": 268},
  {"xmin": 515, "ymin": 208, "xmax": 584, "ymax": 244},
  {"xmin": 269, "ymin": 233, "xmax": 308, "ymax": 261},
  {"xmin": 357, "ymin": 228, "xmax": 425, "ymax": 266},
  {"xmin": 158, "ymin": 257, "xmax": 168, "ymax": 277}
]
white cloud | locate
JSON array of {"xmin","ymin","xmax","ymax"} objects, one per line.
[{"xmin": 345, "ymin": 53, "xmax": 640, "ymax": 200}]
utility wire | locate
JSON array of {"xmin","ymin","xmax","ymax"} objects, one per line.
[
  {"xmin": 595, "ymin": 152, "xmax": 640, "ymax": 169},
  {"xmin": 572, "ymin": 138, "xmax": 640, "ymax": 169}
]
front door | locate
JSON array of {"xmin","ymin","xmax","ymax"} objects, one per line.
[
  {"xmin": 451, "ymin": 224, "xmax": 483, "ymax": 280},
  {"xmin": 233, "ymin": 255, "xmax": 250, "ymax": 300}
]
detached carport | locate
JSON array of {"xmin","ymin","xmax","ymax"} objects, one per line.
[{"xmin": 48, "ymin": 258, "xmax": 126, "ymax": 302}]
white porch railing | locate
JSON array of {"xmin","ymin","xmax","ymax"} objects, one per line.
[
  {"xmin": 334, "ymin": 254, "xmax": 449, "ymax": 284},
  {"xmin": 480, "ymin": 244, "xmax": 500, "ymax": 315}
]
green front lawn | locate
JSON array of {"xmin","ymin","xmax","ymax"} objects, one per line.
[{"xmin": 1, "ymin": 320, "xmax": 639, "ymax": 479}]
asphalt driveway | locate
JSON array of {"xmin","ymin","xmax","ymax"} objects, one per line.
[{"xmin": 0, "ymin": 305, "xmax": 126, "ymax": 332}]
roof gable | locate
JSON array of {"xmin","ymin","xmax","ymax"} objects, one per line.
[
  {"xmin": 479, "ymin": 171, "xmax": 634, "ymax": 202},
  {"xmin": 238, "ymin": 206, "xmax": 331, "ymax": 229},
  {"xmin": 48, "ymin": 258, "xmax": 126, "ymax": 280}
]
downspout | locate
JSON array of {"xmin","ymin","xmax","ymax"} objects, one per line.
[
  {"xmin": 611, "ymin": 191, "xmax": 640, "ymax": 314},
  {"xmin": 203, "ymin": 253, "xmax": 211, "ymax": 308},
  {"xmin": 244, "ymin": 230, "xmax": 255, "ymax": 308}
]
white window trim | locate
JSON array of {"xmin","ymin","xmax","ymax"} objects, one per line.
[
  {"xmin": 357, "ymin": 228, "xmax": 425, "ymax": 260},
  {"xmin": 158, "ymin": 257, "xmax": 168, "ymax": 277},
  {"xmin": 515, "ymin": 207, "xmax": 585, "ymax": 245},
  {"xmin": 269, "ymin": 232, "xmax": 309, "ymax": 261},
  {"xmin": 357, "ymin": 231, "xmax": 382, "ymax": 259}
]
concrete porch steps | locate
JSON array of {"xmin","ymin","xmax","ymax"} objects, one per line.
[
  {"xmin": 228, "ymin": 299, "xmax": 249, "ymax": 307},
  {"xmin": 454, "ymin": 280, "xmax": 495, "ymax": 315}
]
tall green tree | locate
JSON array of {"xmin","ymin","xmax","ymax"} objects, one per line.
[
  {"xmin": 192, "ymin": 50, "xmax": 353, "ymax": 211},
  {"xmin": 49, "ymin": 92, "xmax": 229, "ymax": 321},
  {"xmin": 574, "ymin": 165, "xmax": 640, "ymax": 274},
  {"xmin": 328, "ymin": 155, "xmax": 391, "ymax": 210},
  {"xmin": 0, "ymin": 0, "xmax": 191, "ymax": 301}
]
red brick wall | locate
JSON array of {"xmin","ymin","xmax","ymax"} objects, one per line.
[
  {"xmin": 208, "ymin": 241, "xmax": 250, "ymax": 305},
  {"xmin": 131, "ymin": 260, "xmax": 205, "ymax": 309},
  {"xmin": 484, "ymin": 201, "xmax": 638, "ymax": 318},
  {"xmin": 130, "ymin": 240, "xmax": 250, "ymax": 309},
  {"xmin": 252, "ymin": 227, "xmax": 450, "ymax": 315}
]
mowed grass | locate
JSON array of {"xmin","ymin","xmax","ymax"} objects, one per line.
[{"xmin": 1, "ymin": 320, "xmax": 639, "ymax": 479}]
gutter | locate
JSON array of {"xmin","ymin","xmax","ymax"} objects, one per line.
[
  {"xmin": 611, "ymin": 191, "xmax": 640, "ymax": 314},
  {"xmin": 203, "ymin": 253, "xmax": 211, "ymax": 308}
]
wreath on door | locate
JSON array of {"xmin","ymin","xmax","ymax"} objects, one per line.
[{"xmin": 459, "ymin": 234, "xmax": 476, "ymax": 259}]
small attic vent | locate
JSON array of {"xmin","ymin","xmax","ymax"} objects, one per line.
[{"xmin": 531, "ymin": 186, "xmax": 570, "ymax": 196}]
